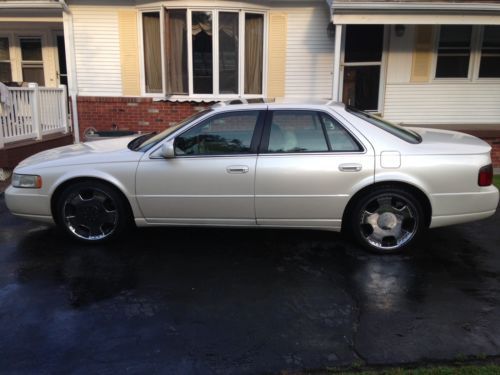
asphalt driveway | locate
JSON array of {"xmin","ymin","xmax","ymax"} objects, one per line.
[{"xmin": 0, "ymin": 195, "xmax": 500, "ymax": 374}]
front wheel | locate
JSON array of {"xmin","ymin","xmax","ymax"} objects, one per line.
[
  {"xmin": 56, "ymin": 181, "xmax": 130, "ymax": 242},
  {"xmin": 347, "ymin": 187, "xmax": 425, "ymax": 254}
]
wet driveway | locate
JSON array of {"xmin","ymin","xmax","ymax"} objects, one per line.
[{"xmin": 0, "ymin": 195, "xmax": 500, "ymax": 374}]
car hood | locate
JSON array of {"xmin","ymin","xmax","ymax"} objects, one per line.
[
  {"xmin": 16, "ymin": 136, "xmax": 140, "ymax": 170},
  {"xmin": 407, "ymin": 127, "xmax": 492, "ymax": 155}
]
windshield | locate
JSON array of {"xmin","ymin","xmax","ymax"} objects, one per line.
[
  {"xmin": 130, "ymin": 109, "xmax": 213, "ymax": 152},
  {"xmin": 346, "ymin": 106, "xmax": 422, "ymax": 144}
]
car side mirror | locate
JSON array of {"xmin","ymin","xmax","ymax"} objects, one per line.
[{"xmin": 161, "ymin": 139, "xmax": 176, "ymax": 159}]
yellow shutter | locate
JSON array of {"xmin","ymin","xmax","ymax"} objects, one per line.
[
  {"xmin": 410, "ymin": 25, "xmax": 435, "ymax": 83},
  {"xmin": 267, "ymin": 12, "xmax": 287, "ymax": 98},
  {"xmin": 118, "ymin": 10, "xmax": 141, "ymax": 96}
]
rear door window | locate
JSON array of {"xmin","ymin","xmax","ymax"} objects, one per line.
[{"xmin": 264, "ymin": 110, "xmax": 362, "ymax": 153}]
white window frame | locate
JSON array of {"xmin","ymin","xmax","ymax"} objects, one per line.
[
  {"xmin": 139, "ymin": 6, "xmax": 268, "ymax": 100},
  {"xmin": 432, "ymin": 25, "xmax": 500, "ymax": 82}
]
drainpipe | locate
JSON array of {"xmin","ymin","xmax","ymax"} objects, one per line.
[{"xmin": 58, "ymin": 0, "xmax": 81, "ymax": 143}]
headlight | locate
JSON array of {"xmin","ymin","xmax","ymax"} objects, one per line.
[{"xmin": 12, "ymin": 174, "xmax": 42, "ymax": 189}]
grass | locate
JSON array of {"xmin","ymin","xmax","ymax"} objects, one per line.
[{"xmin": 494, "ymin": 175, "xmax": 500, "ymax": 189}]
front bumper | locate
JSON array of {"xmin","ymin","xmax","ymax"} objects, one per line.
[{"xmin": 5, "ymin": 185, "xmax": 54, "ymax": 224}]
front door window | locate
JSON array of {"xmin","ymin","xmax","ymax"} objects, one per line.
[
  {"xmin": 20, "ymin": 37, "xmax": 45, "ymax": 86},
  {"xmin": 342, "ymin": 25, "xmax": 384, "ymax": 111}
]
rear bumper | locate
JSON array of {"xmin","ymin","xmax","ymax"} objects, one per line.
[{"xmin": 430, "ymin": 187, "xmax": 499, "ymax": 228}]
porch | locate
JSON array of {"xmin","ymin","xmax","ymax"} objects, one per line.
[{"xmin": 0, "ymin": 84, "xmax": 72, "ymax": 170}]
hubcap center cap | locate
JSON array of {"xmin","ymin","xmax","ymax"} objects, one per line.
[
  {"xmin": 377, "ymin": 212, "xmax": 398, "ymax": 230},
  {"xmin": 77, "ymin": 204, "xmax": 102, "ymax": 223}
]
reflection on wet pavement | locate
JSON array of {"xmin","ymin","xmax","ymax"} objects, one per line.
[{"xmin": 0, "ymin": 197, "xmax": 499, "ymax": 373}]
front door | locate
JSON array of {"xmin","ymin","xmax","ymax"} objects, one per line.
[
  {"xmin": 255, "ymin": 110, "xmax": 374, "ymax": 229},
  {"xmin": 341, "ymin": 25, "xmax": 385, "ymax": 112},
  {"xmin": 136, "ymin": 110, "xmax": 264, "ymax": 225}
]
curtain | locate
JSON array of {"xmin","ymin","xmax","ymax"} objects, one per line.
[
  {"xmin": 165, "ymin": 9, "xmax": 188, "ymax": 94},
  {"xmin": 244, "ymin": 14, "xmax": 264, "ymax": 95},
  {"xmin": 143, "ymin": 13, "xmax": 162, "ymax": 93}
]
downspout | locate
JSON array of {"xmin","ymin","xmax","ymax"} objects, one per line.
[{"xmin": 57, "ymin": 0, "xmax": 80, "ymax": 143}]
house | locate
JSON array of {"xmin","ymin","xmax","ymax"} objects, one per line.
[{"xmin": 0, "ymin": 0, "xmax": 499, "ymax": 173}]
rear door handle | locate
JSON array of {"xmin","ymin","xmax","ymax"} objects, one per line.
[
  {"xmin": 339, "ymin": 163, "xmax": 362, "ymax": 172},
  {"xmin": 227, "ymin": 165, "xmax": 249, "ymax": 174}
]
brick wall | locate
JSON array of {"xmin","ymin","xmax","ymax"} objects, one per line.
[
  {"xmin": 76, "ymin": 97, "xmax": 210, "ymax": 141},
  {"xmin": 485, "ymin": 137, "xmax": 500, "ymax": 169}
]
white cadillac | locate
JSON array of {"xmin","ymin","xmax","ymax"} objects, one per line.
[{"xmin": 5, "ymin": 101, "xmax": 499, "ymax": 253}]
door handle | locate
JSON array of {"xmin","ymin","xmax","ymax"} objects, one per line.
[
  {"xmin": 339, "ymin": 163, "xmax": 362, "ymax": 172},
  {"xmin": 227, "ymin": 165, "xmax": 249, "ymax": 174}
]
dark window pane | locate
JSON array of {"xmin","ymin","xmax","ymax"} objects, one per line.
[
  {"xmin": 20, "ymin": 38, "xmax": 43, "ymax": 61},
  {"xmin": 165, "ymin": 9, "xmax": 188, "ymax": 94},
  {"xmin": 192, "ymin": 11, "xmax": 213, "ymax": 94},
  {"xmin": 0, "ymin": 62, "xmax": 12, "ymax": 82},
  {"xmin": 56, "ymin": 35, "xmax": 67, "ymax": 75},
  {"xmin": 320, "ymin": 113, "xmax": 361, "ymax": 152},
  {"xmin": 436, "ymin": 56, "xmax": 470, "ymax": 78},
  {"xmin": 22, "ymin": 66, "xmax": 45, "ymax": 85},
  {"xmin": 479, "ymin": 56, "xmax": 500, "ymax": 78},
  {"xmin": 479, "ymin": 26, "xmax": 500, "ymax": 78},
  {"xmin": 244, "ymin": 13, "xmax": 264, "ymax": 94},
  {"xmin": 175, "ymin": 111, "xmax": 258, "ymax": 155},
  {"xmin": 268, "ymin": 111, "xmax": 328, "ymax": 153},
  {"xmin": 342, "ymin": 65, "xmax": 380, "ymax": 111},
  {"xmin": 143, "ymin": 12, "xmax": 162, "ymax": 93},
  {"xmin": 0, "ymin": 37, "xmax": 10, "ymax": 60},
  {"xmin": 436, "ymin": 26, "xmax": 472, "ymax": 78},
  {"xmin": 345, "ymin": 25, "xmax": 384, "ymax": 63},
  {"xmin": 219, "ymin": 12, "xmax": 239, "ymax": 94}
]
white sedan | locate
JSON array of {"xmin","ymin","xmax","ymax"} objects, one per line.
[{"xmin": 5, "ymin": 101, "xmax": 499, "ymax": 253}]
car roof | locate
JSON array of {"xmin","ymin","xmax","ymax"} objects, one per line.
[{"xmin": 211, "ymin": 99, "xmax": 346, "ymax": 112}]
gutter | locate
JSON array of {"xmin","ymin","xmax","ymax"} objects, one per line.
[
  {"xmin": 57, "ymin": 0, "xmax": 81, "ymax": 143},
  {"xmin": 332, "ymin": 2, "xmax": 500, "ymax": 13}
]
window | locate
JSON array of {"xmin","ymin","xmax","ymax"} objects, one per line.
[
  {"xmin": 435, "ymin": 26, "xmax": 472, "ymax": 78},
  {"xmin": 20, "ymin": 38, "xmax": 45, "ymax": 85},
  {"xmin": 0, "ymin": 37, "xmax": 12, "ymax": 82},
  {"xmin": 266, "ymin": 111, "xmax": 361, "ymax": 153},
  {"xmin": 142, "ymin": 8, "xmax": 265, "ymax": 97},
  {"xmin": 142, "ymin": 12, "xmax": 162, "ymax": 93},
  {"xmin": 346, "ymin": 107, "xmax": 421, "ymax": 144},
  {"xmin": 479, "ymin": 26, "xmax": 500, "ymax": 78},
  {"xmin": 175, "ymin": 111, "xmax": 260, "ymax": 155}
]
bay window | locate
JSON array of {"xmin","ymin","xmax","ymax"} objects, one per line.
[{"xmin": 142, "ymin": 8, "xmax": 265, "ymax": 97}]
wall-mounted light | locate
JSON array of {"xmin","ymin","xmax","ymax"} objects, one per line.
[
  {"xmin": 395, "ymin": 24, "xmax": 406, "ymax": 37},
  {"xmin": 327, "ymin": 22, "xmax": 336, "ymax": 40}
]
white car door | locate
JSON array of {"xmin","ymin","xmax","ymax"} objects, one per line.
[
  {"xmin": 136, "ymin": 110, "xmax": 265, "ymax": 225},
  {"xmin": 255, "ymin": 109, "xmax": 375, "ymax": 229}
]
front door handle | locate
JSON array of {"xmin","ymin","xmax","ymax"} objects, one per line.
[
  {"xmin": 227, "ymin": 165, "xmax": 249, "ymax": 174},
  {"xmin": 339, "ymin": 163, "xmax": 362, "ymax": 172}
]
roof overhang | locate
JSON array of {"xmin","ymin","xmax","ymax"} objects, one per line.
[
  {"xmin": 331, "ymin": 1, "xmax": 500, "ymax": 25},
  {"xmin": 0, "ymin": 1, "xmax": 64, "ymax": 22}
]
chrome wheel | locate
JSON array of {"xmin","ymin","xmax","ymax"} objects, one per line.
[
  {"xmin": 359, "ymin": 194, "xmax": 418, "ymax": 251},
  {"xmin": 62, "ymin": 187, "xmax": 119, "ymax": 241}
]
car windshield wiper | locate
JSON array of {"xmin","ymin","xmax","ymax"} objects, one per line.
[{"xmin": 128, "ymin": 132, "xmax": 157, "ymax": 151}]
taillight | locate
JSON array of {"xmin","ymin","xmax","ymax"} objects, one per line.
[{"xmin": 478, "ymin": 164, "xmax": 493, "ymax": 187}]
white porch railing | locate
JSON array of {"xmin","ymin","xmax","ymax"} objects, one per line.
[{"xmin": 0, "ymin": 83, "xmax": 70, "ymax": 148}]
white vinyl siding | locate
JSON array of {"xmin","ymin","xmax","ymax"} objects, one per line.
[
  {"xmin": 284, "ymin": 4, "xmax": 334, "ymax": 98},
  {"xmin": 72, "ymin": 7, "xmax": 122, "ymax": 96},
  {"xmin": 384, "ymin": 83, "xmax": 500, "ymax": 124}
]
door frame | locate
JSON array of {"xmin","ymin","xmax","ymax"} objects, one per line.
[{"xmin": 339, "ymin": 25, "xmax": 390, "ymax": 115}]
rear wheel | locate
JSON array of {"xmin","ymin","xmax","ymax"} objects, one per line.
[
  {"xmin": 347, "ymin": 186, "xmax": 425, "ymax": 254},
  {"xmin": 56, "ymin": 181, "xmax": 130, "ymax": 242}
]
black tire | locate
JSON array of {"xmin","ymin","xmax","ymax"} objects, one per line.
[
  {"xmin": 56, "ymin": 180, "xmax": 131, "ymax": 243},
  {"xmin": 346, "ymin": 186, "xmax": 426, "ymax": 254}
]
